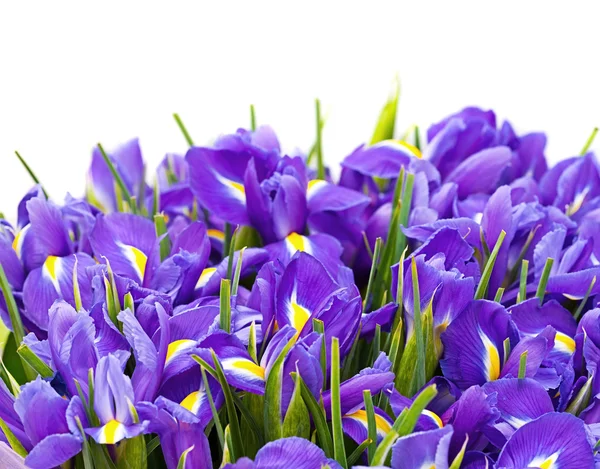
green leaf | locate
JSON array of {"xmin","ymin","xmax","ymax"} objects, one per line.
[
  {"xmin": 200, "ymin": 351, "xmax": 244, "ymax": 461},
  {"xmin": 220, "ymin": 279, "xmax": 232, "ymax": 333},
  {"xmin": 581, "ymin": 127, "xmax": 599, "ymax": 156},
  {"xmin": 239, "ymin": 391, "xmax": 264, "ymax": 459},
  {"xmin": 282, "ymin": 368, "xmax": 310, "ymax": 439},
  {"xmin": 494, "ymin": 287, "xmax": 505, "ymax": 303},
  {"xmin": 574, "ymin": 275, "xmax": 597, "ymax": 320},
  {"xmin": 518, "ymin": 351, "xmax": 528, "ymax": 379},
  {"xmin": 221, "ymin": 425, "xmax": 234, "ymax": 467},
  {"xmin": 74, "ymin": 416, "xmax": 94, "ymax": 469},
  {"xmin": 176, "ymin": 446, "xmax": 195, "ymax": 469},
  {"xmin": 363, "ymin": 390, "xmax": 377, "ymax": 463},
  {"xmin": 312, "ymin": 318, "xmax": 327, "ymax": 388},
  {"xmin": 518, "ymin": 259, "xmax": 529, "ymax": 303},
  {"xmin": 363, "ymin": 237, "xmax": 383, "ymax": 311},
  {"xmin": 448, "ymin": 435, "xmax": 469, "ymax": 469},
  {"xmin": 16, "ymin": 344, "xmax": 53, "ymax": 378},
  {"xmin": 146, "ymin": 437, "xmax": 160, "ymax": 457},
  {"xmin": 248, "ymin": 321, "xmax": 258, "ymax": 363},
  {"xmin": 536, "ymin": 257, "xmax": 554, "ymax": 303},
  {"xmin": 201, "ymin": 367, "xmax": 224, "ymax": 449},
  {"xmin": 0, "ymin": 320, "xmax": 9, "ymax": 357},
  {"xmin": 410, "ymin": 257, "xmax": 426, "ymax": 393},
  {"xmin": 231, "ymin": 247, "xmax": 246, "ymax": 297},
  {"xmin": 14, "ymin": 150, "xmax": 49, "ymax": 199},
  {"xmin": 291, "ymin": 372, "xmax": 334, "ymax": 458},
  {"xmin": 73, "ymin": 255, "xmax": 83, "ymax": 311},
  {"xmin": 0, "ymin": 416, "xmax": 28, "ymax": 457},
  {"xmin": 250, "ymin": 105, "xmax": 257, "ymax": 131},
  {"xmin": 394, "ymin": 172, "xmax": 414, "ymax": 262},
  {"xmin": 370, "ymin": 76, "xmax": 400, "ymax": 144},
  {"xmin": 116, "ymin": 435, "xmax": 147, "ymax": 469},
  {"xmin": 566, "ymin": 371, "xmax": 593, "ymax": 416},
  {"xmin": 346, "ymin": 438, "xmax": 373, "ymax": 467},
  {"xmin": 0, "ymin": 264, "xmax": 25, "ymax": 347},
  {"xmin": 330, "ymin": 337, "xmax": 347, "ymax": 468},
  {"xmin": 0, "ymin": 357, "xmax": 21, "ymax": 396},
  {"xmin": 97, "ymin": 143, "xmax": 135, "ymax": 212},
  {"xmin": 2, "ymin": 333, "xmax": 30, "ymax": 385},
  {"xmin": 475, "ymin": 230, "xmax": 507, "ymax": 300},
  {"xmin": 264, "ymin": 337, "xmax": 296, "ymax": 441},
  {"xmin": 173, "ymin": 113, "xmax": 195, "ymax": 147},
  {"xmin": 154, "ymin": 214, "xmax": 172, "ymax": 262},
  {"xmin": 371, "ymin": 384, "xmax": 438, "ymax": 466},
  {"xmin": 315, "ymin": 98, "xmax": 325, "ymax": 180}
]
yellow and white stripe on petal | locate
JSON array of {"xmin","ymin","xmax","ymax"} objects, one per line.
[
  {"xmin": 12, "ymin": 224, "xmax": 30, "ymax": 259},
  {"xmin": 422, "ymin": 409, "xmax": 444, "ymax": 428},
  {"xmin": 221, "ymin": 357, "xmax": 265, "ymax": 381},
  {"xmin": 180, "ymin": 389, "xmax": 207, "ymax": 415},
  {"xmin": 529, "ymin": 451, "xmax": 559, "ymax": 469},
  {"xmin": 375, "ymin": 139, "xmax": 422, "ymax": 159},
  {"xmin": 307, "ymin": 179, "xmax": 328, "ymax": 199},
  {"xmin": 119, "ymin": 243, "xmax": 148, "ymax": 281},
  {"xmin": 43, "ymin": 256, "xmax": 62, "ymax": 292},
  {"xmin": 287, "ymin": 289, "xmax": 311, "ymax": 332},
  {"xmin": 554, "ymin": 332, "xmax": 576, "ymax": 355},
  {"xmin": 285, "ymin": 233, "xmax": 312, "ymax": 256},
  {"xmin": 478, "ymin": 329, "xmax": 501, "ymax": 382},
  {"xmin": 195, "ymin": 267, "xmax": 217, "ymax": 290},
  {"xmin": 215, "ymin": 174, "xmax": 246, "ymax": 203},
  {"xmin": 96, "ymin": 419, "xmax": 126, "ymax": 444},
  {"xmin": 165, "ymin": 339, "xmax": 197, "ymax": 365},
  {"xmin": 207, "ymin": 229, "xmax": 225, "ymax": 242},
  {"xmin": 344, "ymin": 409, "xmax": 392, "ymax": 439}
]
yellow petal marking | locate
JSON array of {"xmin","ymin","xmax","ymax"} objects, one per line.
[
  {"xmin": 195, "ymin": 267, "xmax": 217, "ymax": 290},
  {"xmin": 479, "ymin": 330, "xmax": 501, "ymax": 381},
  {"xmin": 530, "ymin": 451, "xmax": 559, "ymax": 469},
  {"xmin": 120, "ymin": 244, "xmax": 148, "ymax": 280},
  {"xmin": 99, "ymin": 419, "xmax": 124, "ymax": 444},
  {"xmin": 166, "ymin": 339, "xmax": 196, "ymax": 364},
  {"xmin": 346, "ymin": 409, "xmax": 392, "ymax": 435},
  {"xmin": 286, "ymin": 232, "xmax": 310, "ymax": 255},
  {"xmin": 554, "ymin": 332, "xmax": 575, "ymax": 354},
  {"xmin": 43, "ymin": 256, "xmax": 62, "ymax": 292},
  {"xmin": 422, "ymin": 409, "xmax": 444, "ymax": 428},
  {"xmin": 291, "ymin": 301, "xmax": 311, "ymax": 332},
  {"xmin": 207, "ymin": 229, "xmax": 225, "ymax": 241},
  {"xmin": 180, "ymin": 391, "xmax": 202, "ymax": 414},
  {"xmin": 229, "ymin": 359, "xmax": 265, "ymax": 379}
]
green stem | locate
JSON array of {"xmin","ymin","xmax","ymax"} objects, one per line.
[
  {"xmin": 536, "ymin": 257, "xmax": 554, "ymax": 303},
  {"xmin": 173, "ymin": 113, "xmax": 194, "ymax": 147},
  {"xmin": 14, "ymin": 151, "xmax": 49, "ymax": 199},
  {"xmin": 315, "ymin": 99, "xmax": 325, "ymax": 180},
  {"xmin": 581, "ymin": 127, "xmax": 598, "ymax": 155}
]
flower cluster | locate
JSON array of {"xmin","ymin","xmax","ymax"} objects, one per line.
[{"xmin": 0, "ymin": 101, "xmax": 599, "ymax": 469}]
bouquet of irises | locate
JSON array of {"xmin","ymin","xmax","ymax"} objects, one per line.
[{"xmin": 0, "ymin": 88, "xmax": 599, "ymax": 469}]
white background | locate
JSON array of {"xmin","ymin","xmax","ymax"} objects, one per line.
[{"xmin": 1, "ymin": 1, "xmax": 599, "ymax": 218}]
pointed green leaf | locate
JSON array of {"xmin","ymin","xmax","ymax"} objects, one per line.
[
  {"xmin": 330, "ymin": 337, "xmax": 347, "ymax": 468},
  {"xmin": 363, "ymin": 390, "xmax": 377, "ymax": 463},
  {"xmin": 574, "ymin": 276, "xmax": 597, "ymax": 320},
  {"xmin": 220, "ymin": 279, "xmax": 232, "ymax": 333},
  {"xmin": 14, "ymin": 151, "xmax": 49, "ymax": 199},
  {"xmin": 536, "ymin": 257, "xmax": 554, "ymax": 303},
  {"xmin": 154, "ymin": 214, "xmax": 172, "ymax": 262},
  {"xmin": 315, "ymin": 98, "xmax": 325, "ymax": 180},
  {"xmin": 449, "ymin": 435, "xmax": 469, "ymax": 469},
  {"xmin": 250, "ymin": 105, "xmax": 257, "ymax": 131},
  {"xmin": 291, "ymin": 372, "xmax": 334, "ymax": 458},
  {"xmin": 581, "ymin": 127, "xmax": 599, "ymax": 155},
  {"xmin": 97, "ymin": 143, "xmax": 134, "ymax": 211},
  {"xmin": 370, "ymin": 76, "xmax": 400, "ymax": 144},
  {"xmin": 0, "ymin": 416, "xmax": 28, "ymax": 457},
  {"xmin": 173, "ymin": 113, "xmax": 194, "ymax": 147},
  {"xmin": 518, "ymin": 351, "xmax": 528, "ymax": 379},
  {"xmin": 176, "ymin": 446, "xmax": 195, "ymax": 469},
  {"xmin": 16, "ymin": 344, "xmax": 53, "ymax": 378},
  {"xmin": 264, "ymin": 337, "xmax": 296, "ymax": 441},
  {"xmin": 282, "ymin": 368, "xmax": 311, "ymax": 439},
  {"xmin": 475, "ymin": 230, "xmax": 507, "ymax": 300}
]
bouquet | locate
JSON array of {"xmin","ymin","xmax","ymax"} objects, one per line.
[{"xmin": 0, "ymin": 88, "xmax": 599, "ymax": 469}]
